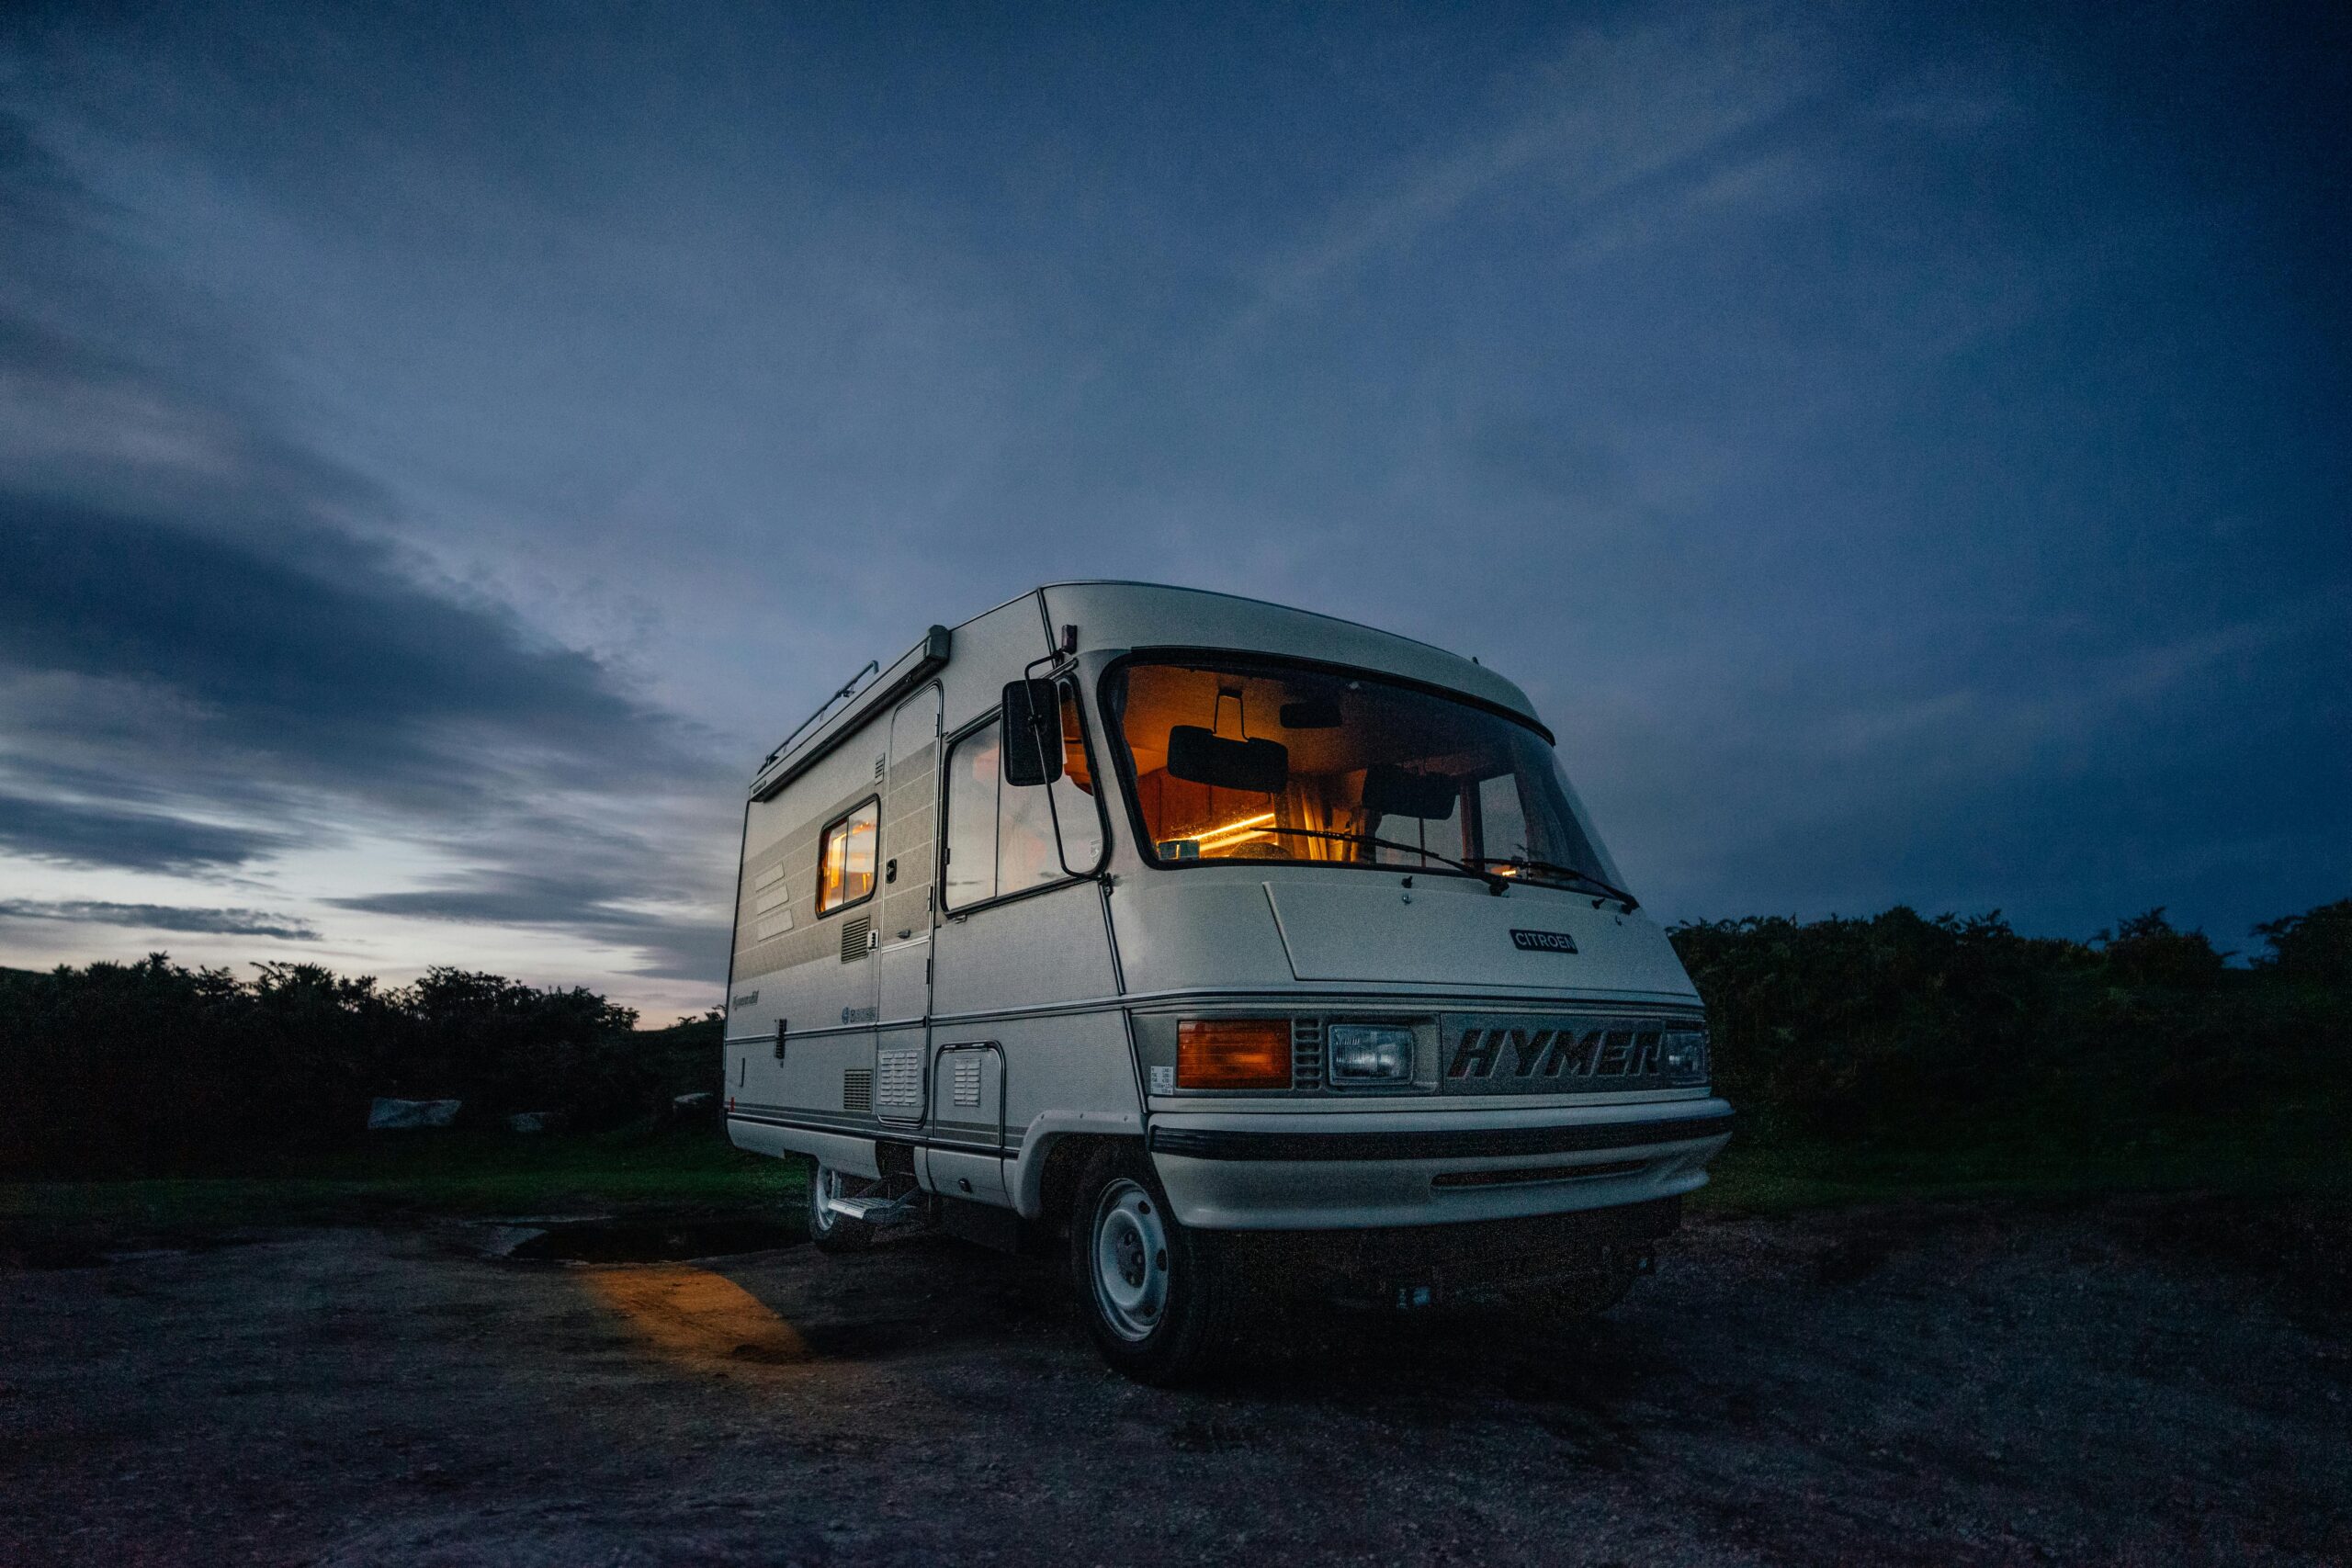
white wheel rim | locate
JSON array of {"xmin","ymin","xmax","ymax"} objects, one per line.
[
  {"xmin": 1091, "ymin": 1179, "xmax": 1170, "ymax": 1342},
  {"xmin": 811, "ymin": 1165, "xmax": 842, "ymax": 1232}
]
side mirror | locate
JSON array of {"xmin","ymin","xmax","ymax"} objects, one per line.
[{"xmin": 1001, "ymin": 678, "xmax": 1064, "ymax": 787}]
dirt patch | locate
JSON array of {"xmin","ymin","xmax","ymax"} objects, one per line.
[
  {"xmin": 2, "ymin": 1198, "xmax": 2346, "ymax": 1566},
  {"xmin": 2104, "ymin": 1192, "xmax": 2352, "ymax": 1332}
]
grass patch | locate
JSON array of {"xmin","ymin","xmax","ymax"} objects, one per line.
[
  {"xmin": 6, "ymin": 1112, "xmax": 2342, "ymax": 1234},
  {"xmin": 0, "ymin": 1122, "xmax": 805, "ymax": 1229},
  {"xmin": 1693, "ymin": 1111, "xmax": 2351, "ymax": 1215}
]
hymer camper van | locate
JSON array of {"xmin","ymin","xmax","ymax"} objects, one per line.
[{"xmin": 724, "ymin": 583, "xmax": 1731, "ymax": 1382}]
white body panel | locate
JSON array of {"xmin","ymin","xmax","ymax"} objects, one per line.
[
  {"xmin": 1267, "ymin": 872, "xmax": 1692, "ymax": 997},
  {"xmin": 723, "ymin": 583, "xmax": 1724, "ymax": 1237}
]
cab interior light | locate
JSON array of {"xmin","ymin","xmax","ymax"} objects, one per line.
[{"xmin": 1189, "ymin": 811, "xmax": 1277, "ymax": 851}]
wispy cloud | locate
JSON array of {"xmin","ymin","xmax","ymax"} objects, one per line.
[
  {"xmin": 329, "ymin": 868, "xmax": 729, "ymax": 983},
  {"xmin": 0, "ymin": 792, "xmax": 288, "ymax": 872},
  {"xmin": 0, "ymin": 898, "xmax": 319, "ymax": 941},
  {"xmin": 0, "ymin": 105, "xmax": 729, "ymax": 998},
  {"xmin": 1225, "ymin": 6, "xmax": 1823, "ymax": 339}
]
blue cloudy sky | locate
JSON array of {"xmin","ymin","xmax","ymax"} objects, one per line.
[{"xmin": 1, "ymin": 1, "xmax": 2344, "ymax": 1016}]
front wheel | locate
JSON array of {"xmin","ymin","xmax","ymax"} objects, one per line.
[
  {"xmin": 806, "ymin": 1160, "xmax": 874, "ymax": 1254},
  {"xmin": 1069, "ymin": 1144, "xmax": 1238, "ymax": 1385}
]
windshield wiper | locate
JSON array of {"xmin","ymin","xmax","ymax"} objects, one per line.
[
  {"xmin": 1249, "ymin": 827, "xmax": 1511, "ymax": 894},
  {"xmin": 1472, "ymin": 856, "xmax": 1639, "ymax": 910}
]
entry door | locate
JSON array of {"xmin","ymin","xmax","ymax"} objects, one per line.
[{"xmin": 873, "ymin": 684, "xmax": 942, "ymax": 1126}]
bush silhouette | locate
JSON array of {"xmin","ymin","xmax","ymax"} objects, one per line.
[
  {"xmin": 0, "ymin": 956, "xmax": 659, "ymax": 1176},
  {"xmin": 2, "ymin": 897, "xmax": 2345, "ymax": 1178}
]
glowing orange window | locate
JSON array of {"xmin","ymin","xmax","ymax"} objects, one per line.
[{"xmin": 817, "ymin": 799, "xmax": 878, "ymax": 915}]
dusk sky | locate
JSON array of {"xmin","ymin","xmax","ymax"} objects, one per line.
[{"xmin": 2, "ymin": 2, "xmax": 2344, "ymax": 1019}]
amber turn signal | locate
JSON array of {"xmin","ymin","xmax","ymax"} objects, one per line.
[{"xmin": 1176, "ymin": 1019, "xmax": 1292, "ymax": 1089}]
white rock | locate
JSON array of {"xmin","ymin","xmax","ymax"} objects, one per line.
[{"xmin": 367, "ymin": 1097, "xmax": 462, "ymax": 1131}]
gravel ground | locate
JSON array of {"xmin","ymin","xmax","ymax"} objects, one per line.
[{"xmin": 2, "ymin": 1195, "xmax": 2346, "ymax": 1566}]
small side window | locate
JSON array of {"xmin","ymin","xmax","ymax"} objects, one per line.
[
  {"xmin": 1051, "ymin": 682, "xmax": 1105, "ymax": 874},
  {"xmin": 817, "ymin": 799, "xmax": 879, "ymax": 915}
]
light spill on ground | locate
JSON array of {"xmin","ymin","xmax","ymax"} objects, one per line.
[{"xmin": 575, "ymin": 1262, "xmax": 810, "ymax": 1368}]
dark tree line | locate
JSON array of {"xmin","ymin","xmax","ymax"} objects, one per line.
[
  {"xmin": 2, "ymin": 899, "xmax": 2345, "ymax": 1178},
  {"xmin": 0, "ymin": 958, "xmax": 715, "ymax": 1177},
  {"xmin": 1668, "ymin": 899, "xmax": 2352, "ymax": 1145}
]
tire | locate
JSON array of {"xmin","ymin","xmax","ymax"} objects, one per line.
[
  {"xmin": 1069, "ymin": 1143, "xmax": 1238, "ymax": 1386},
  {"xmin": 806, "ymin": 1159, "xmax": 874, "ymax": 1255}
]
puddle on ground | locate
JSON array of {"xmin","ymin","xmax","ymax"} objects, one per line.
[
  {"xmin": 0, "ymin": 1233, "xmax": 110, "ymax": 1270},
  {"xmin": 0, "ymin": 1225, "xmax": 263, "ymax": 1271},
  {"xmin": 497, "ymin": 1217, "xmax": 802, "ymax": 1264}
]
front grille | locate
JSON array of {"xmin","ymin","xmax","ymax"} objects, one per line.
[
  {"xmin": 1438, "ymin": 1014, "xmax": 1706, "ymax": 1095},
  {"xmin": 842, "ymin": 1067, "xmax": 874, "ymax": 1114},
  {"xmin": 840, "ymin": 915, "xmax": 871, "ymax": 964},
  {"xmin": 1291, "ymin": 1017, "xmax": 1324, "ymax": 1091}
]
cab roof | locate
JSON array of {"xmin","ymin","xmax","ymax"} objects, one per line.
[
  {"xmin": 752, "ymin": 581, "xmax": 1546, "ymax": 798},
  {"xmin": 1036, "ymin": 581, "xmax": 1542, "ymax": 727}
]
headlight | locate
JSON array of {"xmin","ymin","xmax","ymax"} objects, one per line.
[
  {"xmin": 1328, "ymin": 1023, "xmax": 1416, "ymax": 1085},
  {"xmin": 1662, "ymin": 1030, "xmax": 1710, "ymax": 1087}
]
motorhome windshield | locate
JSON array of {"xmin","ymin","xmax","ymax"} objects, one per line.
[{"xmin": 1102, "ymin": 656, "xmax": 1626, "ymax": 894}]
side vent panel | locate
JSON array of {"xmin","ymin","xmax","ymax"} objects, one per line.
[
  {"xmin": 1291, "ymin": 1017, "xmax": 1324, "ymax": 1091},
  {"xmin": 842, "ymin": 1067, "xmax": 874, "ymax": 1114},
  {"xmin": 840, "ymin": 915, "xmax": 872, "ymax": 964},
  {"xmin": 876, "ymin": 1047, "xmax": 922, "ymax": 1117}
]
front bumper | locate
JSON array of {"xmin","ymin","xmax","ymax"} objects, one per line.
[{"xmin": 1147, "ymin": 1097, "xmax": 1733, "ymax": 1230}]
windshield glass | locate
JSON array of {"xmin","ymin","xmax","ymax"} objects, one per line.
[{"xmin": 1102, "ymin": 656, "xmax": 1625, "ymax": 892}]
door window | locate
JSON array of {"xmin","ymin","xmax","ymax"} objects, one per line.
[
  {"xmin": 942, "ymin": 682, "xmax": 1105, "ymax": 910},
  {"xmin": 817, "ymin": 799, "xmax": 879, "ymax": 915},
  {"xmin": 944, "ymin": 728, "xmax": 1001, "ymax": 909}
]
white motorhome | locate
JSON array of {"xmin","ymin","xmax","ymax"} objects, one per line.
[{"xmin": 723, "ymin": 583, "xmax": 1731, "ymax": 1382}]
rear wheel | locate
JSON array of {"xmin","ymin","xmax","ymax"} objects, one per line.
[
  {"xmin": 806, "ymin": 1160, "xmax": 874, "ymax": 1254},
  {"xmin": 1069, "ymin": 1143, "xmax": 1238, "ymax": 1385}
]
